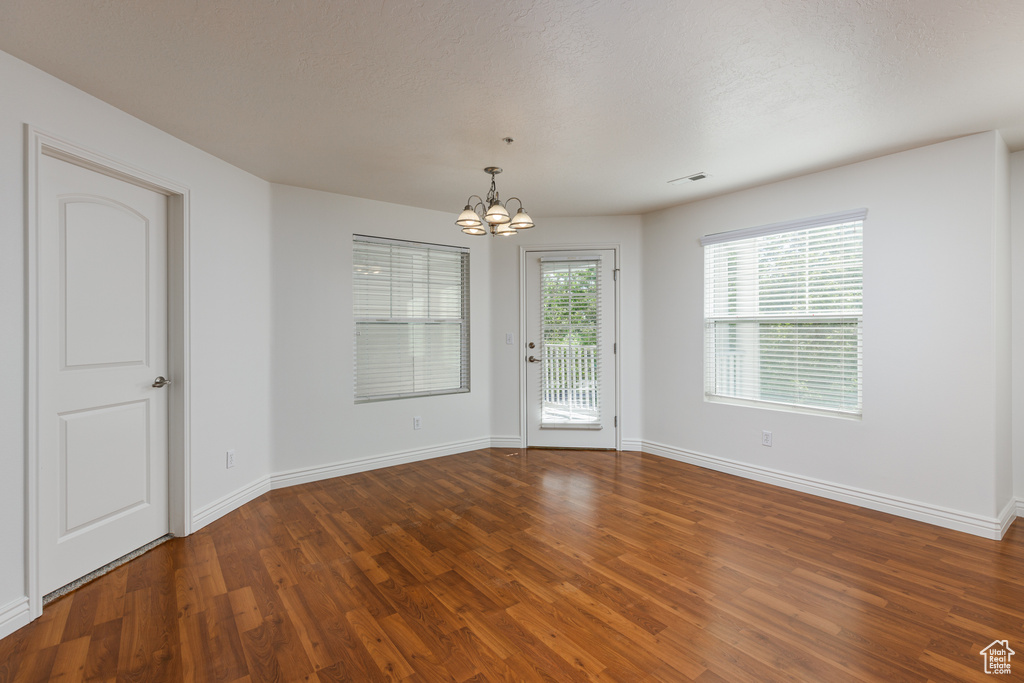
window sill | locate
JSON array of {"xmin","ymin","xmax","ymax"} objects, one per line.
[
  {"xmin": 705, "ymin": 394, "xmax": 862, "ymax": 421},
  {"xmin": 356, "ymin": 387, "xmax": 470, "ymax": 403},
  {"xmin": 540, "ymin": 423, "xmax": 603, "ymax": 430}
]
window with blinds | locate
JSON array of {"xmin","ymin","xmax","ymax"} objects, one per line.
[
  {"xmin": 353, "ymin": 236, "xmax": 469, "ymax": 402},
  {"xmin": 702, "ymin": 210, "xmax": 864, "ymax": 416},
  {"xmin": 540, "ymin": 258, "xmax": 601, "ymax": 424}
]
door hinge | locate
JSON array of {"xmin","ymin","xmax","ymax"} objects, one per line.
[
  {"xmin": 613, "ymin": 342, "xmax": 617, "ymax": 354},
  {"xmin": 613, "ymin": 268, "xmax": 620, "ymax": 281},
  {"xmin": 614, "ymin": 416, "xmax": 618, "ymax": 427}
]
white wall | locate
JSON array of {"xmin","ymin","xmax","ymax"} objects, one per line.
[
  {"xmin": 1011, "ymin": 151, "xmax": 1024, "ymax": 504},
  {"xmin": 488, "ymin": 217, "xmax": 644, "ymax": 446},
  {"xmin": 269, "ymin": 184, "xmax": 493, "ymax": 476},
  {"xmin": 642, "ymin": 132, "xmax": 1011, "ymax": 531},
  {"xmin": 0, "ymin": 51, "xmax": 273, "ymax": 618},
  {"xmin": 994, "ymin": 140, "xmax": 1012, "ymax": 514}
]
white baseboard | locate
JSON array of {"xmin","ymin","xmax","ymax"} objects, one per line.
[
  {"xmin": 0, "ymin": 596, "xmax": 31, "ymax": 641},
  {"xmin": 271, "ymin": 437, "xmax": 493, "ymax": 490},
  {"xmin": 191, "ymin": 476, "xmax": 271, "ymax": 531},
  {"xmin": 487, "ymin": 436, "xmax": 646, "ymax": 451},
  {"xmin": 487, "ymin": 436, "xmax": 648, "ymax": 451},
  {"xmin": 997, "ymin": 498, "xmax": 1018, "ymax": 538},
  {"xmin": 642, "ymin": 440, "xmax": 1010, "ymax": 540},
  {"xmin": 191, "ymin": 439, "xmax": 1024, "ymax": 541},
  {"xmin": 490, "ymin": 436, "xmax": 523, "ymax": 448},
  {"xmin": 191, "ymin": 437, "xmax": 494, "ymax": 532}
]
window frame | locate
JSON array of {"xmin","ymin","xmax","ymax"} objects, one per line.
[
  {"xmin": 701, "ymin": 210, "xmax": 865, "ymax": 418},
  {"xmin": 353, "ymin": 234, "xmax": 470, "ymax": 403}
]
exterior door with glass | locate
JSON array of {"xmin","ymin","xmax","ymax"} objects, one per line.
[{"xmin": 525, "ymin": 249, "xmax": 616, "ymax": 448}]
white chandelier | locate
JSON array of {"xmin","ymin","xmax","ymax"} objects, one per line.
[{"xmin": 455, "ymin": 167, "xmax": 534, "ymax": 236}]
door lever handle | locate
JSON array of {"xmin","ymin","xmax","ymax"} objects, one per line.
[
  {"xmin": 527, "ymin": 356, "xmax": 541, "ymax": 363},
  {"xmin": 152, "ymin": 376, "xmax": 171, "ymax": 388}
]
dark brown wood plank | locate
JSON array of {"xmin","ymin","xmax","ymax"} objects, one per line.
[{"xmin": 1, "ymin": 448, "xmax": 1021, "ymax": 682}]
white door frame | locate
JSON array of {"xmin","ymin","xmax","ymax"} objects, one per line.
[
  {"xmin": 24, "ymin": 126, "xmax": 192, "ymax": 620},
  {"xmin": 518, "ymin": 243, "xmax": 621, "ymax": 450}
]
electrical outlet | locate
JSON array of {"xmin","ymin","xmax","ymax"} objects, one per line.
[
  {"xmin": 505, "ymin": 333, "xmax": 515, "ymax": 345},
  {"xmin": 226, "ymin": 449, "xmax": 236, "ymax": 468},
  {"xmin": 413, "ymin": 416, "xmax": 422, "ymax": 430},
  {"xmin": 761, "ymin": 430, "xmax": 772, "ymax": 447}
]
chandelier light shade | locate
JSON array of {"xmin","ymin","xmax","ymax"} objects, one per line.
[
  {"xmin": 509, "ymin": 207, "xmax": 535, "ymax": 230},
  {"xmin": 484, "ymin": 202, "xmax": 510, "ymax": 225},
  {"xmin": 456, "ymin": 167, "xmax": 535, "ymax": 236},
  {"xmin": 456, "ymin": 206, "xmax": 483, "ymax": 228}
]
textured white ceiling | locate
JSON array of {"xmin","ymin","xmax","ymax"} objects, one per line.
[{"xmin": 3, "ymin": 0, "xmax": 1024, "ymax": 217}]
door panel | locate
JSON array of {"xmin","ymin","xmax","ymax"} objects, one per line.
[
  {"xmin": 525, "ymin": 250, "xmax": 617, "ymax": 449},
  {"xmin": 38, "ymin": 153, "xmax": 169, "ymax": 594},
  {"xmin": 61, "ymin": 401, "xmax": 150, "ymax": 534},
  {"xmin": 62, "ymin": 199, "xmax": 150, "ymax": 367}
]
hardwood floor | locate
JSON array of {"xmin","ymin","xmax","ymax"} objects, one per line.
[{"xmin": 2, "ymin": 448, "xmax": 1023, "ymax": 682}]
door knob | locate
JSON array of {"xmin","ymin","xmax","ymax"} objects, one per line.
[
  {"xmin": 528, "ymin": 356, "xmax": 541, "ymax": 363},
  {"xmin": 528, "ymin": 342, "xmax": 536, "ymax": 349},
  {"xmin": 152, "ymin": 376, "xmax": 171, "ymax": 388}
]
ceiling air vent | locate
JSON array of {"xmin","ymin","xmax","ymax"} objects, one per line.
[{"xmin": 668, "ymin": 172, "xmax": 709, "ymax": 185}]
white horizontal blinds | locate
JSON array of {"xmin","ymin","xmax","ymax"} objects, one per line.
[
  {"xmin": 540, "ymin": 257, "xmax": 601, "ymax": 424},
  {"xmin": 704, "ymin": 216, "xmax": 863, "ymax": 414},
  {"xmin": 353, "ymin": 237, "xmax": 469, "ymax": 402}
]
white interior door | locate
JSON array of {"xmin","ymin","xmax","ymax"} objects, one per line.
[
  {"xmin": 38, "ymin": 153, "xmax": 170, "ymax": 594},
  {"xmin": 525, "ymin": 250, "xmax": 617, "ymax": 449}
]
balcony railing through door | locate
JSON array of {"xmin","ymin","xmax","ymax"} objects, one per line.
[
  {"xmin": 542, "ymin": 344, "xmax": 599, "ymax": 423},
  {"xmin": 539, "ymin": 258, "xmax": 602, "ymax": 426}
]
